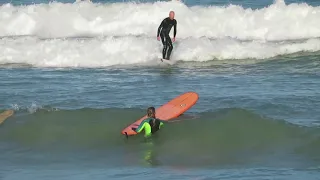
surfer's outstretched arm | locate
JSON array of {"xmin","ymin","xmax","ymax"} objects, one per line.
[
  {"xmin": 132, "ymin": 119, "xmax": 152, "ymax": 137},
  {"xmin": 134, "ymin": 120, "xmax": 147, "ymax": 133},
  {"xmin": 173, "ymin": 20, "xmax": 177, "ymax": 39},
  {"xmin": 157, "ymin": 19, "xmax": 165, "ymax": 37},
  {"xmin": 136, "ymin": 124, "xmax": 145, "ymax": 133},
  {"xmin": 133, "ymin": 118, "xmax": 152, "ymax": 133}
]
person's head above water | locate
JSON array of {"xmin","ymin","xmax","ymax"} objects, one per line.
[
  {"xmin": 169, "ymin": 11, "xmax": 175, "ymax": 20},
  {"xmin": 147, "ymin": 107, "xmax": 156, "ymax": 118}
]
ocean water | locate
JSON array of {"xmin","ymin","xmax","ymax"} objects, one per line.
[{"xmin": 0, "ymin": 0, "xmax": 320, "ymax": 179}]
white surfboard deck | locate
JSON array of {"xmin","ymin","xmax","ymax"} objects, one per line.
[{"xmin": 159, "ymin": 58, "xmax": 175, "ymax": 65}]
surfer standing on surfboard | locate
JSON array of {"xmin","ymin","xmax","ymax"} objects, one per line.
[
  {"xmin": 132, "ymin": 107, "xmax": 165, "ymax": 137},
  {"xmin": 157, "ymin": 11, "xmax": 177, "ymax": 61}
]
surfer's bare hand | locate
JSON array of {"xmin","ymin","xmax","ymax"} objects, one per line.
[
  {"xmin": 157, "ymin": 36, "xmax": 160, "ymax": 41},
  {"xmin": 172, "ymin": 37, "xmax": 176, "ymax": 42}
]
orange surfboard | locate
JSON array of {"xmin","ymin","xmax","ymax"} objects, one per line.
[{"xmin": 121, "ymin": 92, "xmax": 199, "ymax": 136}]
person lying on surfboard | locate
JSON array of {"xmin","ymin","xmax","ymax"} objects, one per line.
[
  {"xmin": 132, "ymin": 107, "xmax": 165, "ymax": 137},
  {"xmin": 157, "ymin": 11, "xmax": 177, "ymax": 61}
]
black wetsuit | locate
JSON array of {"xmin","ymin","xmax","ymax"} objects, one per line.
[{"xmin": 157, "ymin": 17, "xmax": 177, "ymax": 60}]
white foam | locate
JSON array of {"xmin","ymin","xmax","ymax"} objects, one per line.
[
  {"xmin": 0, "ymin": 0, "xmax": 319, "ymax": 40},
  {"xmin": 1, "ymin": 36, "xmax": 319, "ymax": 67},
  {"xmin": 0, "ymin": 0, "xmax": 320, "ymax": 67}
]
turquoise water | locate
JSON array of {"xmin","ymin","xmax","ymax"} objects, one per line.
[{"xmin": 1, "ymin": 0, "xmax": 320, "ymax": 179}]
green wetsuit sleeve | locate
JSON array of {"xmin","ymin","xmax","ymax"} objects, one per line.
[
  {"xmin": 155, "ymin": 118, "xmax": 165, "ymax": 129},
  {"xmin": 136, "ymin": 122, "xmax": 146, "ymax": 133},
  {"xmin": 135, "ymin": 119, "xmax": 152, "ymax": 137},
  {"xmin": 135, "ymin": 118, "xmax": 150, "ymax": 133},
  {"xmin": 159, "ymin": 122, "xmax": 164, "ymax": 129},
  {"xmin": 144, "ymin": 123, "xmax": 152, "ymax": 137}
]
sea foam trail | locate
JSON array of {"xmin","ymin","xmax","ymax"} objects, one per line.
[
  {"xmin": 1, "ymin": 36, "xmax": 320, "ymax": 67},
  {"xmin": 0, "ymin": 0, "xmax": 320, "ymax": 40}
]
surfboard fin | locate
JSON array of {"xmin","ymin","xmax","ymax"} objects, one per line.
[{"xmin": 125, "ymin": 132, "xmax": 128, "ymax": 139}]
